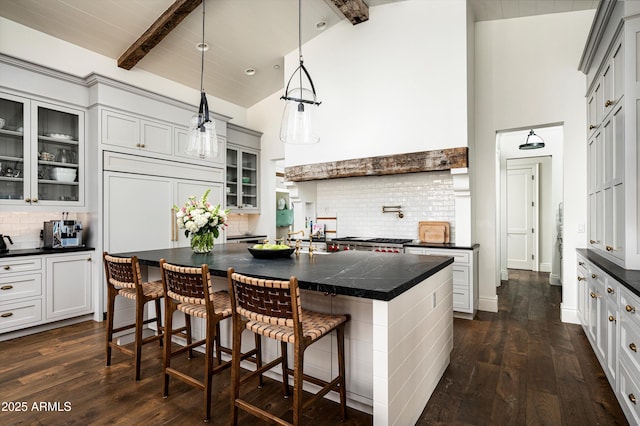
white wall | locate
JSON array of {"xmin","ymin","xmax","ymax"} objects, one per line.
[
  {"xmin": 475, "ymin": 11, "xmax": 594, "ymax": 319},
  {"xmin": 282, "ymin": 0, "xmax": 470, "ymax": 167}
]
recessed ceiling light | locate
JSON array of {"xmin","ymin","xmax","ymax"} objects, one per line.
[
  {"xmin": 196, "ymin": 42, "xmax": 209, "ymax": 52},
  {"xmin": 316, "ymin": 21, "xmax": 327, "ymax": 30},
  {"xmin": 273, "ymin": 64, "xmax": 281, "ymax": 70},
  {"xmin": 244, "ymin": 68, "xmax": 256, "ymax": 76}
]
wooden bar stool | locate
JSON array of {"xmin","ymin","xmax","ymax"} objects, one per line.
[
  {"xmin": 103, "ymin": 252, "xmax": 166, "ymax": 381},
  {"xmin": 227, "ymin": 268, "xmax": 350, "ymax": 426},
  {"xmin": 159, "ymin": 260, "xmax": 261, "ymax": 422}
]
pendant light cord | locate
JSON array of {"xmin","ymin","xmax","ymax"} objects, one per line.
[{"xmin": 200, "ymin": 0, "xmax": 206, "ymax": 93}]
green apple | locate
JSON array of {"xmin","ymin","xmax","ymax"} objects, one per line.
[{"xmin": 252, "ymin": 244, "xmax": 263, "ymax": 249}]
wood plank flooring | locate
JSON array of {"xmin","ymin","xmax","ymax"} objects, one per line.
[{"xmin": 0, "ymin": 270, "xmax": 628, "ymax": 425}]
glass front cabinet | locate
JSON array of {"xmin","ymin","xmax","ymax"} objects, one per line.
[
  {"xmin": 0, "ymin": 93, "xmax": 84, "ymax": 207},
  {"xmin": 225, "ymin": 145, "xmax": 259, "ymax": 212}
]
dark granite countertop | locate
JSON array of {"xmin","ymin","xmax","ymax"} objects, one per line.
[
  {"xmin": 403, "ymin": 242, "xmax": 480, "ymax": 250},
  {"xmin": 0, "ymin": 246, "xmax": 95, "ymax": 258},
  {"xmin": 577, "ymin": 249, "xmax": 640, "ymax": 298},
  {"xmin": 112, "ymin": 244, "xmax": 453, "ymax": 301}
]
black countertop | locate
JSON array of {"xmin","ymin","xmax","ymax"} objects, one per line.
[
  {"xmin": 112, "ymin": 244, "xmax": 454, "ymax": 301},
  {"xmin": 0, "ymin": 246, "xmax": 95, "ymax": 258},
  {"xmin": 577, "ymin": 249, "xmax": 640, "ymax": 298},
  {"xmin": 403, "ymin": 242, "xmax": 480, "ymax": 250}
]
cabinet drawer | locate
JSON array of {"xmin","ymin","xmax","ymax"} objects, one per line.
[
  {"xmin": 423, "ymin": 249, "xmax": 469, "ymax": 264},
  {"xmin": 621, "ymin": 288, "xmax": 640, "ymax": 327},
  {"xmin": 0, "ymin": 299, "xmax": 43, "ymax": 333},
  {"xmin": 621, "ymin": 318, "xmax": 640, "ymax": 372},
  {"xmin": 0, "ymin": 273, "xmax": 42, "ymax": 302},
  {"xmin": 0, "ymin": 257, "xmax": 43, "ymax": 275},
  {"xmin": 453, "ymin": 288, "xmax": 470, "ymax": 311},
  {"xmin": 619, "ymin": 359, "xmax": 640, "ymax": 425}
]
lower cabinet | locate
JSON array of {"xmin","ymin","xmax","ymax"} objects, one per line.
[
  {"xmin": 404, "ymin": 245, "xmax": 478, "ymax": 318},
  {"xmin": 577, "ymin": 252, "xmax": 640, "ymax": 424},
  {"xmin": 0, "ymin": 251, "xmax": 93, "ymax": 337}
]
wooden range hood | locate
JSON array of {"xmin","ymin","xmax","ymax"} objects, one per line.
[{"xmin": 284, "ymin": 147, "xmax": 468, "ymax": 182}]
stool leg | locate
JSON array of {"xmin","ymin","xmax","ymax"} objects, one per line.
[
  {"xmin": 185, "ymin": 313, "xmax": 193, "ymax": 359},
  {"xmin": 163, "ymin": 300, "xmax": 175, "ymax": 398},
  {"xmin": 215, "ymin": 322, "xmax": 222, "ymax": 366},
  {"xmin": 203, "ymin": 316, "xmax": 214, "ymax": 422},
  {"xmin": 280, "ymin": 341, "xmax": 289, "ymax": 397},
  {"xmin": 292, "ymin": 345, "xmax": 304, "ymax": 426},
  {"xmin": 337, "ymin": 324, "xmax": 347, "ymax": 420},
  {"xmin": 133, "ymin": 297, "xmax": 144, "ymax": 381},
  {"xmin": 255, "ymin": 333, "xmax": 263, "ymax": 388},
  {"xmin": 230, "ymin": 319, "xmax": 243, "ymax": 426},
  {"xmin": 105, "ymin": 287, "xmax": 116, "ymax": 367},
  {"xmin": 155, "ymin": 298, "xmax": 163, "ymax": 347}
]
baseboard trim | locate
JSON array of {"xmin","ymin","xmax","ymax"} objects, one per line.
[
  {"xmin": 549, "ymin": 273, "xmax": 562, "ymax": 286},
  {"xmin": 500, "ymin": 269, "xmax": 508, "ymax": 281},
  {"xmin": 561, "ymin": 304, "xmax": 580, "ymax": 324},
  {"xmin": 540, "ymin": 262, "xmax": 552, "ymax": 273},
  {"xmin": 478, "ymin": 296, "xmax": 498, "ymax": 313}
]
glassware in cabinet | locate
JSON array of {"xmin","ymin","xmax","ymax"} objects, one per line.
[{"xmin": 0, "ymin": 95, "xmax": 27, "ymax": 202}]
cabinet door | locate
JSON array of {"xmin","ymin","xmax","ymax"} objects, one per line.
[
  {"xmin": 240, "ymin": 150, "xmax": 259, "ymax": 211},
  {"xmin": 0, "ymin": 93, "xmax": 29, "ymax": 204},
  {"xmin": 45, "ymin": 253, "xmax": 92, "ymax": 320},
  {"xmin": 587, "ymin": 91, "xmax": 597, "ymax": 136},
  {"xmin": 174, "ymin": 126, "xmax": 225, "ymax": 166},
  {"xmin": 32, "ymin": 102, "xmax": 84, "ymax": 205},
  {"xmin": 577, "ymin": 260, "xmax": 588, "ymax": 326},
  {"xmin": 140, "ymin": 119, "xmax": 171, "ymax": 155},
  {"xmin": 175, "ymin": 181, "xmax": 224, "ymax": 247},
  {"xmin": 104, "ymin": 172, "xmax": 175, "ymax": 253},
  {"xmin": 226, "ymin": 147, "xmax": 239, "ymax": 209},
  {"xmin": 605, "ymin": 297, "xmax": 618, "ymax": 382},
  {"xmin": 101, "ymin": 109, "xmax": 140, "ymax": 149}
]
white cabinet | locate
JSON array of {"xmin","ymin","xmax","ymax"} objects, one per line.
[
  {"xmin": 225, "ymin": 124, "xmax": 261, "ymax": 213},
  {"xmin": 0, "ymin": 251, "xmax": 93, "ymax": 337},
  {"xmin": 577, "ymin": 256, "xmax": 589, "ymax": 326},
  {"xmin": 101, "ymin": 109, "xmax": 171, "ymax": 155},
  {"xmin": 0, "ymin": 92, "xmax": 85, "ymax": 207},
  {"xmin": 404, "ymin": 245, "xmax": 478, "ymax": 318},
  {"xmin": 45, "ymin": 253, "xmax": 93, "ymax": 320}
]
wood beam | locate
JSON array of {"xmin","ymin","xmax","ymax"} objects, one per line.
[
  {"xmin": 118, "ymin": 0, "xmax": 202, "ymax": 70},
  {"xmin": 329, "ymin": 0, "xmax": 369, "ymax": 25},
  {"xmin": 284, "ymin": 148, "xmax": 468, "ymax": 182}
]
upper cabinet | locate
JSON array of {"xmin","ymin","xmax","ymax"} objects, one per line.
[
  {"xmin": 582, "ymin": 5, "xmax": 640, "ymax": 270},
  {"xmin": 225, "ymin": 124, "xmax": 261, "ymax": 213},
  {"xmin": 0, "ymin": 92, "xmax": 85, "ymax": 208}
]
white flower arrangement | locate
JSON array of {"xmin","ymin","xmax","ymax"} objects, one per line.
[{"xmin": 174, "ymin": 189, "xmax": 229, "ymax": 245}]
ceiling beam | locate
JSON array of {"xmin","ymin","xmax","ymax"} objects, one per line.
[
  {"xmin": 329, "ymin": 0, "xmax": 369, "ymax": 25},
  {"xmin": 118, "ymin": 0, "xmax": 202, "ymax": 70}
]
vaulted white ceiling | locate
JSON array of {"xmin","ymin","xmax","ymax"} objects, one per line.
[{"xmin": 0, "ymin": 0, "xmax": 598, "ymax": 108}]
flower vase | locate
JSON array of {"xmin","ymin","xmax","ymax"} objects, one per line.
[{"xmin": 190, "ymin": 232, "xmax": 214, "ymax": 253}]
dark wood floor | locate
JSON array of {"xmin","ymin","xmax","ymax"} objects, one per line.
[{"xmin": 0, "ymin": 270, "xmax": 628, "ymax": 425}]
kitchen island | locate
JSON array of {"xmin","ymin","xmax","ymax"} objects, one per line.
[{"xmin": 113, "ymin": 244, "xmax": 453, "ymax": 426}]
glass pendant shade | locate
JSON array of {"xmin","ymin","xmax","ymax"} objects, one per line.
[
  {"xmin": 280, "ymin": 87, "xmax": 320, "ymax": 144},
  {"xmin": 186, "ymin": 112, "xmax": 217, "ymax": 159},
  {"xmin": 519, "ymin": 130, "xmax": 545, "ymax": 150}
]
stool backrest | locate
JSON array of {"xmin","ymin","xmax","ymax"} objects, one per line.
[
  {"xmin": 160, "ymin": 259, "xmax": 212, "ymax": 305},
  {"xmin": 227, "ymin": 268, "xmax": 302, "ymax": 332},
  {"xmin": 103, "ymin": 252, "xmax": 141, "ymax": 290}
]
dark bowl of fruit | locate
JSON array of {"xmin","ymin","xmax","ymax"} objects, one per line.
[{"xmin": 248, "ymin": 244, "xmax": 295, "ymax": 259}]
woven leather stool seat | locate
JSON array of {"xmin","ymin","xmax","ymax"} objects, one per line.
[
  {"xmin": 117, "ymin": 280, "xmax": 163, "ymax": 300},
  {"xmin": 228, "ymin": 268, "xmax": 350, "ymax": 426}
]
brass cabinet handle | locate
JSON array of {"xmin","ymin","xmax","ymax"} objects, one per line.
[
  {"xmin": 630, "ymin": 343, "xmax": 638, "ymax": 352},
  {"xmin": 87, "ymin": 257, "xmax": 92, "ymax": 262},
  {"xmin": 171, "ymin": 208, "xmax": 175, "ymax": 241},
  {"xmin": 25, "ymin": 198, "xmax": 31, "ymax": 203},
  {"xmin": 32, "ymin": 198, "xmax": 38, "ymax": 203},
  {"xmin": 605, "ymin": 100, "xmax": 613, "ymax": 107},
  {"xmin": 606, "ymin": 245, "xmax": 613, "ymax": 252},
  {"xmin": 589, "ymin": 239, "xmax": 597, "ymax": 244},
  {"xmin": 630, "ymin": 394, "xmax": 637, "ymax": 404},
  {"xmin": 590, "ymin": 292, "xmax": 597, "ymax": 299},
  {"xmin": 589, "ymin": 125, "xmax": 596, "ymax": 130},
  {"xmin": 0, "ymin": 312, "xmax": 13, "ymax": 318},
  {"xmin": 609, "ymin": 315, "xmax": 615, "ymax": 322},
  {"xmin": 136, "ymin": 143, "xmax": 142, "ymax": 147},
  {"xmin": 607, "ymin": 287, "xmax": 614, "ymax": 294},
  {"xmin": 627, "ymin": 305, "xmax": 636, "ymax": 313},
  {"xmin": 3, "ymin": 266, "xmax": 9, "ymax": 270},
  {"xmin": 0, "ymin": 285, "xmax": 13, "ymax": 290},
  {"xmin": 579, "ymin": 261, "xmax": 585, "ymax": 266},
  {"xmin": 577, "ymin": 276, "xmax": 586, "ymax": 281},
  {"xmin": 592, "ymin": 273, "xmax": 598, "ymax": 279}
]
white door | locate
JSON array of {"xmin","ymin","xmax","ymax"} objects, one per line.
[
  {"xmin": 104, "ymin": 172, "xmax": 175, "ymax": 253},
  {"xmin": 507, "ymin": 165, "xmax": 539, "ymax": 270},
  {"xmin": 175, "ymin": 181, "xmax": 224, "ymax": 247}
]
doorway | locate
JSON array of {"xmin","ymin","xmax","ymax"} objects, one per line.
[{"xmin": 497, "ymin": 125, "xmax": 564, "ymax": 285}]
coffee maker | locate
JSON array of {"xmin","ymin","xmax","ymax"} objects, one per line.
[{"xmin": 43, "ymin": 220, "xmax": 83, "ymax": 248}]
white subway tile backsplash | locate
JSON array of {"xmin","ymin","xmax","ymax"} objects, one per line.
[
  {"xmin": 0, "ymin": 212, "xmax": 82, "ymax": 249},
  {"xmin": 316, "ymin": 172, "xmax": 455, "ymax": 241}
]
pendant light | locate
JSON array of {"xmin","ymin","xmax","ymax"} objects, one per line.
[
  {"xmin": 186, "ymin": 0, "xmax": 218, "ymax": 159},
  {"xmin": 519, "ymin": 130, "xmax": 545, "ymax": 150},
  {"xmin": 279, "ymin": 0, "xmax": 321, "ymax": 144}
]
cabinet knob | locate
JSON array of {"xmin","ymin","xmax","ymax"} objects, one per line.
[
  {"xmin": 630, "ymin": 394, "xmax": 638, "ymax": 405},
  {"xmin": 590, "ymin": 292, "xmax": 597, "ymax": 299},
  {"xmin": 3, "ymin": 266, "xmax": 9, "ymax": 271},
  {"xmin": 577, "ymin": 276, "xmax": 586, "ymax": 281},
  {"xmin": 25, "ymin": 198, "xmax": 31, "ymax": 203},
  {"xmin": 589, "ymin": 125, "xmax": 596, "ymax": 130},
  {"xmin": 627, "ymin": 305, "xmax": 636, "ymax": 313},
  {"xmin": 140, "ymin": 143, "xmax": 146, "ymax": 148},
  {"xmin": 609, "ymin": 315, "xmax": 615, "ymax": 322},
  {"xmin": 87, "ymin": 257, "xmax": 92, "ymax": 262},
  {"xmin": 589, "ymin": 239, "xmax": 597, "ymax": 245},
  {"xmin": 0, "ymin": 285, "xmax": 13, "ymax": 290},
  {"xmin": 630, "ymin": 343, "xmax": 638, "ymax": 353},
  {"xmin": 578, "ymin": 261, "xmax": 585, "ymax": 266},
  {"xmin": 0, "ymin": 312, "xmax": 13, "ymax": 318},
  {"xmin": 606, "ymin": 245, "xmax": 613, "ymax": 252},
  {"xmin": 607, "ymin": 287, "xmax": 614, "ymax": 294},
  {"xmin": 32, "ymin": 198, "xmax": 38, "ymax": 203},
  {"xmin": 605, "ymin": 99, "xmax": 613, "ymax": 107},
  {"xmin": 591, "ymin": 273, "xmax": 598, "ymax": 279},
  {"xmin": 136, "ymin": 143, "xmax": 141, "ymax": 148}
]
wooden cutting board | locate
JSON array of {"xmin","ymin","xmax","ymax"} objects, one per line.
[{"xmin": 418, "ymin": 221, "xmax": 450, "ymax": 243}]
